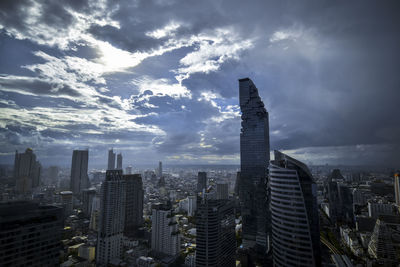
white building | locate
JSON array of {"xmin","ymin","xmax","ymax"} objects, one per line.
[
  {"xmin": 187, "ymin": 196, "xmax": 197, "ymax": 216},
  {"xmin": 96, "ymin": 170, "xmax": 126, "ymax": 266},
  {"xmin": 368, "ymin": 202, "xmax": 393, "ymax": 219},
  {"xmin": 151, "ymin": 203, "xmax": 180, "ymax": 256}
]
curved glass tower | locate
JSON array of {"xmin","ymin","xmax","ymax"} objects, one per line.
[{"xmin": 270, "ymin": 151, "xmax": 321, "ymax": 267}]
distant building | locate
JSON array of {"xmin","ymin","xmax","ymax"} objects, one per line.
[
  {"xmin": 187, "ymin": 195, "xmax": 197, "ymax": 216},
  {"xmin": 196, "ymin": 194, "xmax": 236, "ymax": 267},
  {"xmin": 353, "ymin": 188, "xmax": 368, "ymax": 206},
  {"xmin": 270, "ymin": 151, "xmax": 321, "ymax": 267},
  {"xmin": 60, "ymin": 191, "xmax": 73, "ymax": 216},
  {"xmin": 216, "ymin": 183, "xmax": 229, "ymax": 199},
  {"xmin": 197, "ymin": 172, "xmax": 207, "ymax": 192},
  {"xmin": 70, "ymin": 150, "xmax": 89, "ymax": 196},
  {"xmin": 107, "ymin": 149, "xmax": 116, "ymax": 170},
  {"xmin": 117, "ymin": 153, "xmax": 123, "ymax": 170},
  {"xmin": 96, "ymin": 170, "xmax": 126, "ymax": 265},
  {"xmin": 82, "ymin": 188, "xmax": 96, "ymax": 217},
  {"xmin": 126, "ymin": 165, "xmax": 133, "ymax": 175},
  {"xmin": 13, "ymin": 148, "xmax": 41, "ymax": 193},
  {"xmin": 0, "ymin": 201, "xmax": 63, "ymax": 266},
  {"xmin": 123, "ymin": 174, "xmax": 144, "ymax": 237},
  {"xmin": 238, "ymin": 78, "xmax": 270, "ymax": 249},
  {"xmin": 395, "ymin": 173, "xmax": 400, "ymax": 206},
  {"xmin": 151, "ymin": 203, "xmax": 180, "ymax": 256},
  {"xmin": 89, "ymin": 196, "xmax": 100, "ymax": 231},
  {"xmin": 234, "ymin": 171, "xmax": 241, "ymax": 196},
  {"xmin": 338, "ymin": 183, "xmax": 354, "ymax": 225},
  {"xmin": 368, "ymin": 202, "xmax": 393, "ymax": 218}
]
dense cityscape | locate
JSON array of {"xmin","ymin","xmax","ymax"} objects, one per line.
[
  {"xmin": 0, "ymin": 79, "xmax": 399, "ymax": 266},
  {"xmin": 1, "ymin": 0, "xmax": 400, "ymax": 266}
]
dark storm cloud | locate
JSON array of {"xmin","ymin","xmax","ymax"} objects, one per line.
[
  {"xmin": 0, "ymin": 75, "xmax": 81, "ymax": 97},
  {"xmin": 0, "ymin": 0, "xmax": 400, "ymax": 166}
]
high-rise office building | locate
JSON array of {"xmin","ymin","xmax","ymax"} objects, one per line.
[
  {"xmin": 151, "ymin": 203, "xmax": 180, "ymax": 256},
  {"xmin": 126, "ymin": 165, "xmax": 133, "ymax": 174},
  {"xmin": 0, "ymin": 201, "xmax": 63, "ymax": 266},
  {"xmin": 107, "ymin": 149, "xmax": 116, "ymax": 170},
  {"xmin": 197, "ymin": 172, "xmax": 207, "ymax": 192},
  {"xmin": 60, "ymin": 190, "xmax": 73, "ymax": 216},
  {"xmin": 238, "ymin": 78, "xmax": 270, "ymax": 249},
  {"xmin": 123, "ymin": 174, "xmax": 144, "ymax": 237},
  {"xmin": 158, "ymin": 161, "xmax": 162, "ymax": 177},
  {"xmin": 13, "ymin": 148, "xmax": 41, "ymax": 193},
  {"xmin": 216, "ymin": 183, "xmax": 229, "ymax": 199},
  {"xmin": 117, "ymin": 153, "xmax": 123, "ymax": 170},
  {"xmin": 234, "ymin": 171, "xmax": 241, "ymax": 196},
  {"xmin": 395, "ymin": 173, "xmax": 400, "ymax": 206},
  {"xmin": 196, "ymin": 194, "xmax": 236, "ymax": 267},
  {"xmin": 187, "ymin": 195, "xmax": 197, "ymax": 216},
  {"xmin": 270, "ymin": 151, "xmax": 321, "ymax": 267},
  {"xmin": 70, "ymin": 150, "xmax": 89, "ymax": 196},
  {"xmin": 82, "ymin": 188, "xmax": 96, "ymax": 217},
  {"xmin": 90, "ymin": 196, "xmax": 101, "ymax": 232},
  {"xmin": 96, "ymin": 170, "xmax": 126, "ymax": 265}
]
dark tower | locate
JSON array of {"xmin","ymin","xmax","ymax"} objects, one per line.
[{"xmin": 238, "ymin": 78, "xmax": 270, "ymax": 250}]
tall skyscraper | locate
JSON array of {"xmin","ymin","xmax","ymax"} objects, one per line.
[
  {"xmin": 82, "ymin": 188, "xmax": 96, "ymax": 217},
  {"xmin": 107, "ymin": 149, "xmax": 116, "ymax": 170},
  {"xmin": 70, "ymin": 150, "xmax": 89, "ymax": 196},
  {"xmin": 0, "ymin": 201, "xmax": 63, "ymax": 266},
  {"xmin": 395, "ymin": 173, "xmax": 400, "ymax": 206},
  {"xmin": 238, "ymin": 78, "xmax": 270, "ymax": 249},
  {"xmin": 13, "ymin": 148, "xmax": 41, "ymax": 193},
  {"xmin": 96, "ymin": 170, "xmax": 126, "ymax": 265},
  {"xmin": 158, "ymin": 161, "xmax": 162, "ymax": 177},
  {"xmin": 151, "ymin": 203, "xmax": 180, "ymax": 256},
  {"xmin": 216, "ymin": 183, "xmax": 229, "ymax": 199},
  {"xmin": 117, "ymin": 153, "xmax": 123, "ymax": 170},
  {"xmin": 123, "ymin": 174, "xmax": 144, "ymax": 237},
  {"xmin": 270, "ymin": 151, "xmax": 321, "ymax": 267},
  {"xmin": 197, "ymin": 172, "xmax": 207, "ymax": 192},
  {"xmin": 196, "ymin": 195, "xmax": 236, "ymax": 267},
  {"xmin": 60, "ymin": 190, "xmax": 73, "ymax": 216}
]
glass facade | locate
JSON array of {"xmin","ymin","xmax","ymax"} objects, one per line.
[{"xmin": 239, "ymin": 78, "xmax": 270, "ymax": 249}]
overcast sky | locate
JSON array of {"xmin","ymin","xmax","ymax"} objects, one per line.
[{"xmin": 0, "ymin": 0, "xmax": 399, "ymax": 168}]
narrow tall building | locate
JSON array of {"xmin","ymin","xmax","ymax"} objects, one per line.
[
  {"xmin": 82, "ymin": 188, "xmax": 96, "ymax": 217},
  {"xmin": 96, "ymin": 170, "xmax": 126, "ymax": 265},
  {"xmin": 0, "ymin": 201, "xmax": 63, "ymax": 266},
  {"xmin": 151, "ymin": 203, "xmax": 180, "ymax": 256},
  {"xmin": 216, "ymin": 183, "xmax": 229, "ymax": 199},
  {"xmin": 107, "ymin": 149, "xmax": 116, "ymax": 170},
  {"xmin": 395, "ymin": 173, "xmax": 400, "ymax": 206},
  {"xmin": 196, "ymin": 195, "xmax": 236, "ymax": 267},
  {"xmin": 270, "ymin": 151, "xmax": 321, "ymax": 267},
  {"xmin": 70, "ymin": 150, "xmax": 89, "ymax": 196},
  {"xmin": 123, "ymin": 174, "xmax": 144, "ymax": 237},
  {"xmin": 238, "ymin": 78, "xmax": 270, "ymax": 249},
  {"xmin": 158, "ymin": 161, "xmax": 163, "ymax": 177},
  {"xmin": 13, "ymin": 148, "xmax": 41, "ymax": 193},
  {"xmin": 197, "ymin": 172, "xmax": 207, "ymax": 192},
  {"xmin": 117, "ymin": 153, "xmax": 123, "ymax": 170}
]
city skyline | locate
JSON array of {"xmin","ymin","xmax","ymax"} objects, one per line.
[{"xmin": 1, "ymin": 1, "xmax": 400, "ymax": 167}]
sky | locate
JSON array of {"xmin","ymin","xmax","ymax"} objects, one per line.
[{"xmin": 0, "ymin": 0, "xmax": 399, "ymax": 168}]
